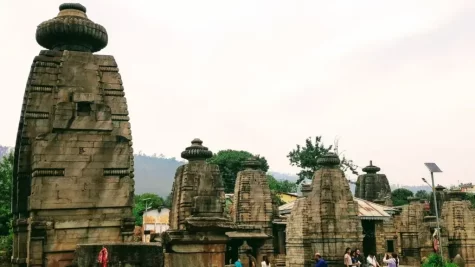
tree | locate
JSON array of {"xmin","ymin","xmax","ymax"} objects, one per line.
[
  {"xmin": 163, "ymin": 192, "xmax": 173, "ymax": 209},
  {"xmin": 267, "ymin": 175, "xmax": 297, "ymax": 193},
  {"xmin": 391, "ymin": 188, "xmax": 414, "ymax": 206},
  {"xmin": 133, "ymin": 193, "xmax": 164, "ymax": 226},
  {"xmin": 287, "ymin": 136, "xmax": 359, "ymax": 184},
  {"xmin": 0, "ymin": 151, "xmax": 13, "ymax": 235},
  {"xmin": 267, "ymin": 174, "xmax": 297, "ymax": 206},
  {"xmin": 0, "ymin": 150, "xmax": 13, "ymax": 255},
  {"xmin": 415, "ymin": 190, "xmax": 430, "ymax": 200},
  {"xmin": 207, "ymin": 150, "xmax": 269, "ymax": 193}
]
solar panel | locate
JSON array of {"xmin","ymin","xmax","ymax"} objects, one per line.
[{"xmin": 424, "ymin": 163, "xmax": 442, "ymax": 173}]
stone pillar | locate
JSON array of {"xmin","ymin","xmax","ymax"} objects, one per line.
[
  {"xmin": 164, "ymin": 139, "xmax": 235, "ymax": 267},
  {"xmin": 355, "ymin": 161, "xmax": 392, "ymax": 203},
  {"xmin": 12, "ymin": 3, "xmax": 135, "ymax": 266}
]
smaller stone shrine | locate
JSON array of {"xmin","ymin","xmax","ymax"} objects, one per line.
[
  {"xmin": 163, "ymin": 139, "xmax": 235, "ymax": 267},
  {"xmin": 441, "ymin": 190, "xmax": 475, "ymax": 267},
  {"xmin": 286, "ymin": 152, "xmax": 362, "ymax": 267},
  {"xmin": 230, "ymin": 157, "xmax": 275, "ymax": 266},
  {"xmin": 355, "ymin": 161, "xmax": 392, "ymax": 204}
]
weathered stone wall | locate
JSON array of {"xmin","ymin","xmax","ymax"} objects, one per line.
[
  {"xmin": 286, "ymin": 153, "xmax": 362, "ymax": 267},
  {"xmin": 441, "ymin": 192, "xmax": 475, "ymax": 267},
  {"xmin": 375, "ymin": 219, "xmax": 398, "ymax": 258},
  {"xmin": 71, "ymin": 243, "xmax": 163, "ymax": 267},
  {"xmin": 12, "ymin": 4, "xmax": 134, "ymax": 266}
]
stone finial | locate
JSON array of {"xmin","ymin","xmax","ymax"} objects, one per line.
[
  {"xmin": 181, "ymin": 138, "xmax": 213, "ymax": 161},
  {"xmin": 301, "ymin": 183, "xmax": 312, "ymax": 197},
  {"xmin": 435, "ymin": 185, "xmax": 446, "ymax": 191},
  {"xmin": 36, "ymin": 3, "xmax": 108, "ymax": 52},
  {"xmin": 242, "ymin": 157, "xmax": 261, "ymax": 170},
  {"xmin": 316, "ymin": 152, "xmax": 341, "ymax": 167},
  {"xmin": 362, "ymin": 160, "xmax": 381, "ymax": 174}
]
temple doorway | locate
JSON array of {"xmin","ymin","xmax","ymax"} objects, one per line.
[{"xmin": 362, "ymin": 220, "xmax": 376, "ymax": 256}]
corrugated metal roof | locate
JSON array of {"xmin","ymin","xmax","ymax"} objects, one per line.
[{"xmin": 278, "ymin": 197, "xmax": 395, "ymax": 221}]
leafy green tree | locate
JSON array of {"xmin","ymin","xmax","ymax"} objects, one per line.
[
  {"xmin": 163, "ymin": 192, "xmax": 173, "ymax": 209},
  {"xmin": 267, "ymin": 174, "xmax": 297, "ymax": 206},
  {"xmin": 133, "ymin": 193, "xmax": 164, "ymax": 226},
  {"xmin": 267, "ymin": 175, "xmax": 297, "ymax": 193},
  {"xmin": 287, "ymin": 136, "xmax": 359, "ymax": 184},
  {"xmin": 415, "ymin": 190, "xmax": 430, "ymax": 200},
  {"xmin": 0, "ymin": 151, "xmax": 13, "ymax": 235},
  {"xmin": 391, "ymin": 188, "xmax": 414, "ymax": 206},
  {"xmin": 0, "ymin": 150, "xmax": 13, "ymax": 255},
  {"xmin": 207, "ymin": 150, "xmax": 269, "ymax": 193}
]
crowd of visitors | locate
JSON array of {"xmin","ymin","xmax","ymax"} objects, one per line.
[{"xmin": 341, "ymin": 247, "xmax": 399, "ymax": 267}]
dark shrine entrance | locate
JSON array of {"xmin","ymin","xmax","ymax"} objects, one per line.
[{"xmin": 362, "ymin": 220, "xmax": 376, "ymax": 256}]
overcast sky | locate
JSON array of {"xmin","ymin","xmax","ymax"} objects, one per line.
[{"xmin": 1, "ymin": 0, "xmax": 474, "ymax": 186}]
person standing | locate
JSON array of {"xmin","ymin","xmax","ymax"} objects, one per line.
[
  {"xmin": 383, "ymin": 253, "xmax": 399, "ymax": 267},
  {"xmin": 261, "ymin": 255, "xmax": 271, "ymax": 267},
  {"xmin": 235, "ymin": 258, "xmax": 243, "ymax": 267},
  {"xmin": 246, "ymin": 250, "xmax": 257, "ymax": 267},
  {"xmin": 315, "ymin": 253, "xmax": 328, "ymax": 267},
  {"xmin": 366, "ymin": 252, "xmax": 380, "ymax": 267},
  {"xmin": 345, "ymin": 248, "xmax": 353, "ymax": 267},
  {"xmin": 356, "ymin": 249, "xmax": 366, "ymax": 267},
  {"xmin": 97, "ymin": 246, "xmax": 108, "ymax": 267}
]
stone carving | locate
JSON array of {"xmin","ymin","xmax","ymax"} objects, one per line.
[
  {"xmin": 164, "ymin": 139, "xmax": 235, "ymax": 267},
  {"xmin": 12, "ymin": 3, "xmax": 134, "ymax": 266},
  {"xmin": 231, "ymin": 157, "xmax": 275, "ymax": 264},
  {"xmin": 441, "ymin": 191, "xmax": 475, "ymax": 267},
  {"xmin": 286, "ymin": 152, "xmax": 362, "ymax": 266},
  {"xmin": 355, "ymin": 161, "xmax": 392, "ymax": 204}
]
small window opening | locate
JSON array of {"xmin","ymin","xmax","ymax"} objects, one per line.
[
  {"xmin": 77, "ymin": 102, "xmax": 91, "ymax": 116},
  {"xmin": 386, "ymin": 240, "xmax": 395, "ymax": 253}
]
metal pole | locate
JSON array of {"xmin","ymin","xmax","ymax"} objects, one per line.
[{"xmin": 431, "ymin": 172, "xmax": 444, "ymax": 261}]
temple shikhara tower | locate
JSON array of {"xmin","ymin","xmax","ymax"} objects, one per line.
[
  {"xmin": 12, "ymin": 3, "xmax": 135, "ymax": 266},
  {"xmin": 164, "ymin": 139, "xmax": 235, "ymax": 267},
  {"xmin": 355, "ymin": 161, "xmax": 392, "ymax": 204},
  {"xmin": 286, "ymin": 152, "xmax": 362, "ymax": 266},
  {"xmin": 232, "ymin": 157, "xmax": 275, "ymax": 264}
]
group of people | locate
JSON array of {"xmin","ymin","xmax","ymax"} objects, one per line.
[
  {"xmin": 233, "ymin": 248, "xmax": 399, "ymax": 267},
  {"xmin": 234, "ymin": 253, "xmax": 271, "ymax": 267},
  {"xmin": 343, "ymin": 248, "xmax": 399, "ymax": 267}
]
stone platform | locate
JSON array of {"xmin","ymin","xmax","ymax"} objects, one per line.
[{"xmin": 70, "ymin": 243, "xmax": 163, "ymax": 267}]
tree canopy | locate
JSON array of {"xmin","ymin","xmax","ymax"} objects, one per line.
[
  {"xmin": 267, "ymin": 174, "xmax": 297, "ymax": 193},
  {"xmin": 415, "ymin": 190, "xmax": 430, "ymax": 200},
  {"xmin": 287, "ymin": 136, "xmax": 359, "ymax": 184},
  {"xmin": 391, "ymin": 188, "xmax": 414, "ymax": 206},
  {"xmin": 0, "ymin": 151, "xmax": 13, "ymax": 236},
  {"xmin": 133, "ymin": 193, "xmax": 165, "ymax": 226},
  {"xmin": 207, "ymin": 150, "xmax": 269, "ymax": 193}
]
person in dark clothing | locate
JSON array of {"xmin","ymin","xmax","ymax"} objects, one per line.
[
  {"xmin": 315, "ymin": 253, "xmax": 328, "ymax": 267},
  {"xmin": 356, "ymin": 249, "xmax": 365, "ymax": 266}
]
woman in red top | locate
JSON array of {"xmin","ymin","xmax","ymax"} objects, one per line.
[{"xmin": 98, "ymin": 246, "xmax": 108, "ymax": 267}]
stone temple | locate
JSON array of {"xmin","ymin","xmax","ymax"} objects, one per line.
[
  {"xmin": 285, "ymin": 152, "xmax": 362, "ymax": 266},
  {"xmin": 12, "ymin": 3, "xmax": 135, "ymax": 266},
  {"xmin": 164, "ymin": 139, "xmax": 235, "ymax": 267},
  {"xmin": 355, "ymin": 161, "xmax": 392, "ymax": 204}
]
